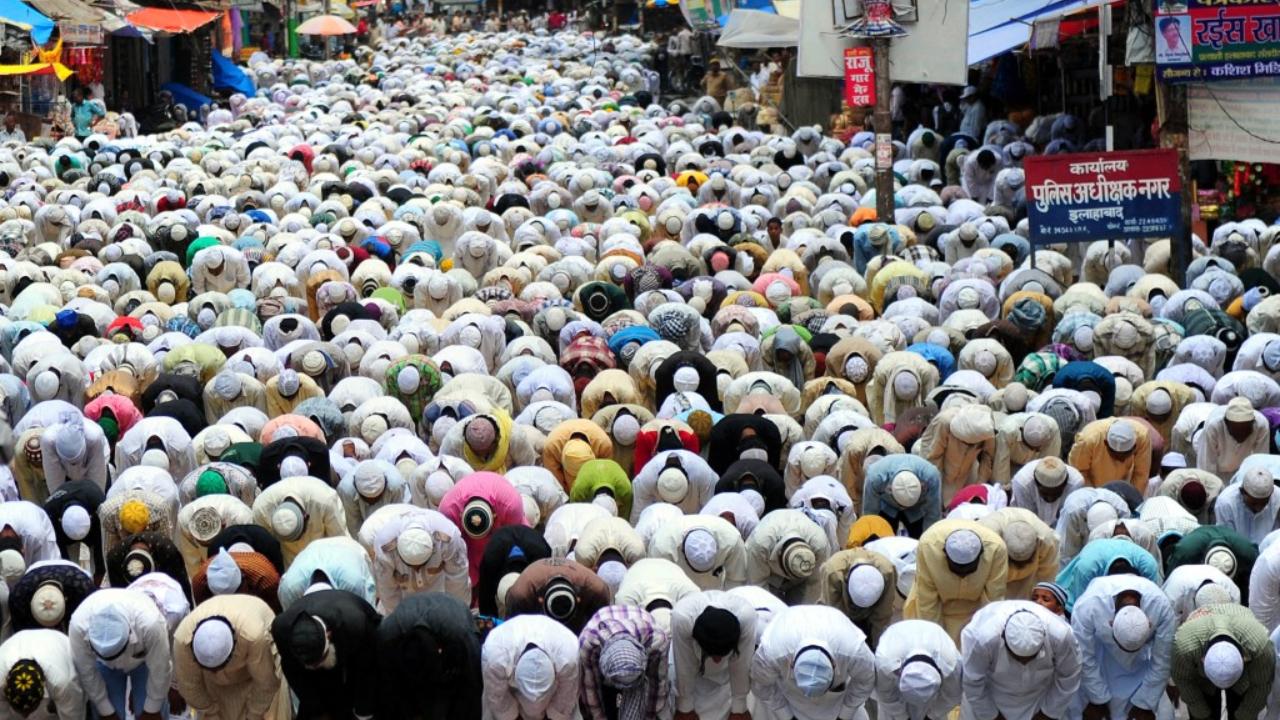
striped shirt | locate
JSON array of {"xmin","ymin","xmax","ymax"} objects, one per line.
[{"xmin": 578, "ymin": 605, "xmax": 670, "ymax": 720}]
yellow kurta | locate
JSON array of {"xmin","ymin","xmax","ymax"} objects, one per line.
[
  {"xmin": 173, "ymin": 595, "xmax": 291, "ymax": 720},
  {"xmin": 903, "ymin": 519, "xmax": 1008, "ymax": 644},
  {"xmin": 1066, "ymin": 418, "xmax": 1152, "ymax": 494},
  {"xmin": 1129, "ymin": 380, "xmax": 1197, "ymax": 445}
]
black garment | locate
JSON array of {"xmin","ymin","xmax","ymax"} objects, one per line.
[
  {"xmin": 207, "ymin": 524, "xmax": 285, "ymax": 574},
  {"xmin": 105, "ymin": 531, "xmax": 192, "ymax": 604},
  {"xmin": 8, "ymin": 562, "xmax": 95, "ymax": 632},
  {"xmin": 43, "ymin": 480, "xmax": 106, "ymax": 581},
  {"xmin": 140, "ymin": 373, "xmax": 204, "ymax": 415},
  {"xmin": 476, "ymin": 525, "xmax": 552, "ymax": 617},
  {"xmin": 715, "ymin": 459, "xmax": 787, "ymax": 514},
  {"xmin": 272, "ymin": 589, "xmax": 381, "ymax": 720},
  {"xmin": 706, "ymin": 414, "xmax": 783, "ymax": 476},
  {"xmin": 148, "ymin": 398, "xmax": 206, "ymax": 438},
  {"xmin": 258, "ymin": 436, "xmax": 333, "ymax": 488},
  {"xmin": 376, "ymin": 593, "xmax": 481, "ymax": 720},
  {"xmin": 654, "ymin": 352, "xmax": 723, "ymax": 413}
]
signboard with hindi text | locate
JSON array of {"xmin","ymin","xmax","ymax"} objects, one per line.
[
  {"xmin": 1154, "ymin": 0, "xmax": 1280, "ymax": 83},
  {"xmin": 1024, "ymin": 149, "xmax": 1181, "ymax": 243},
  {"xmin": 844, "ymin": 47, "xmax": 875, "ymax": 106}
]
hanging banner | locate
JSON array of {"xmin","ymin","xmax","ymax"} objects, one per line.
[
  {"xmin": 1189, "ymin": 77, "xmax": 1280, "ymax": 163},
  {"xmin": 681, "ymin": 0, "xmax": 728, "ymax": 29},
  {"xmin": 1024, "ymin": 149, "xmax": 1182, "ymax": 243},
  {"xmin": 1154, "ymin": 0, "xmax": 1280, "ymax": 82},
  {"xmin": 844, "ymin": 47, "xmax": 875, "ymax": 106}
]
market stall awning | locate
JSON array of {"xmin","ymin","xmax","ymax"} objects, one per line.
[
  {"xmin": 126, "ymin": 7, "xmax": 219, "ymax": 33},
  {"xmin": 717, "ymin": 8, "xmax": 797, "ymax": 47},
  {"xmin": 967, "ymin": 0, "xmax": 1103, "ymax": 64},
  {"xmin": 28, "ymin": 0, "xmax": 126, "ymax": 30},
  {"xmin": 0, "ymin": 0, "xmax": 55, "ymax": 43}
]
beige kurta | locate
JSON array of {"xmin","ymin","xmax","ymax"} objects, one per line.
[
  {"xmin": 978, "ymin": 508, "xmax": 1059, "ymax": 600},
  {"xmin": 1128, "ymin": 380, "xmax": 1197, "ymax": 445},
  {"xmin": 916, "ymin": 406, "xmax": 998, "ymax": 504},
  {"xmin": 173, "ymin": 594, "xmax": 290, "ymax": 720},
  {"xmin": 903, "ymin": 519, "xmax": 1008, "ymax": 644}
]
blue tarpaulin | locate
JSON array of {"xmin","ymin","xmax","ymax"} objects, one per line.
[
  {"xmin": 968, "ymin": 0, "xmax": 1103, "ymax": 64},
  {"xmin": 0, "ymin": 0, "xmax": 54, "ymax": 43},
  {"xmin": 212, "ymin": 53, "xmax": 255, "ymax": 96},
  {"xmin": 161, "ymin": 82, "xmax": 212, "ymax": 111}
]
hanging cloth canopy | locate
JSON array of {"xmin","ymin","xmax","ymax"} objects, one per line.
[{"xmin": 126, "ymin": 7, "xmax": 220, "ymax": 33}]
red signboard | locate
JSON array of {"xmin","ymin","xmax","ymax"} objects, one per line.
[
  {"xmin": 1023, "ymin": 148, "xmax": 1181, "ymax": 243},
  {"xmin": 844, "ymin": 47, "xmax": 875, "ymax": 107}
]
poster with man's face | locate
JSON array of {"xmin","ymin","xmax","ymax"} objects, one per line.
[{"xmin": 1155, "ymin": 15, "xmax": 1192, "ymax": 63}]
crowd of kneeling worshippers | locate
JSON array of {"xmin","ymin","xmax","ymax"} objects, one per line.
[{"xmin": 0, "ymin": 23, "xmax": 1279, "ymax": 720}]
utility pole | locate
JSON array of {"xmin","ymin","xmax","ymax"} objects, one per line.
[
  {"xmin": 1157, "ymin": 79, "xmax": 1193, "ymax": 287},
  {"xmin": 872, "ymin": 37, "xmax": 894, "ymax": 231}
]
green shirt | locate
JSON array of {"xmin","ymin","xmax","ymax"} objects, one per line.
[{"xmin": 1172, "ymin": 603, "xmax": 1275, "ymax": 720}]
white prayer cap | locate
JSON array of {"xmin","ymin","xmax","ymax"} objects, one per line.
[
  {"xmin": 974, "ymin": 350, "xmax": 997, "ymax": 376},
  {"xmin": 673, "ymin": 366, "xmax": 700, "ymax": 392},
  {"xmin": 88, "ymin": 606, "xmax": 130, "ymax": 658},
  {"xmin": 1033, "ymin": 457, "xmax": 1068, "ymax": 488},
  {"xmin": 1146, "ymin": 388, "xmax": 1173, "ymax": 415},
  {"xmin": 354, "ymin": 464, "xmax": 387, "ymax": 500},
  {"xmin": 206, "ymin": 548, "xmax": 242, "ymax": 595},
  {"xmin": 514, "ymin": 647, "xmax": 556, "ymax": 701},
  {"xmin": 1242, "ymin": 468, "xmax": 1274, "ymax": 500},
  {"xmin": 280, "ymin": 455, "xmax": 309, "ymax": 479},
  {"xmin": 682, "ymin": 529, "xmax": 718, "ymax": 573},
  {"xmin": 897, "ymin": 660, "xmax": 942, "ymax": 706},
  {"xmin": 792, "ymin": 647, "xmax": 834, "ymax": 698},
  {"xmin": 140, "ymin": 448, "xmax": 169, "ymax": 470},
  {"xmin": 592, "ymin": 494, "xmax": 618, "ymax": 516},
  {"xmin": 1002, "ymin": 610, "xmax": 1046, "ymax": 658},
  {"xmin": 943, "ymin": 529, "xmax": 982, "ymax": 565},
  {"xmin": 1021, "ymin": 415, "xmax": 1053, "ymax": 449},
  {"xmin": 521, "ymin": 494, "xmax": 541, "ymax": 527},
  {"xmin": 60, "ymin": 505, "xmax": 91, "ymax": 541},
  {"xmin": 1002, "ymin": 520, "xmax": 1038, "ymax": 563},
  {"xmin": 1105, "ymin": 420, "xmax": 1137, "ymax": 453},
  {"xmin": 271, "ymin": 500, "xmax": 305, "ymax": 541},
  {"xmin": 890, "ymin": 471, "xmax": 922, "ymax": 508},
  {"xmin": 846, "ymin": 564, "xmax": 885, "ymax": 608},
  {"xmin": 30, "ymin": 582, "xmax": 65, "ymax": 628},
  {"xmin": 597, "ymin": 559, "xmax": 627, "ymax": 593},
  {"xmin": 1225, "ymin": 396, "xmax": 1256, "ymax": 422},
  {"xmin": 1206, "ymin": 546, "xmax": 1237, "ymax": 576},
  {"xmin": 1204, "ymin": 641, "xmax": 1244, "ymax": 689},
  {"xmin": 397, "ymin": 528, "xmax": 434, "ymax": 567},
  {"xmin": 657, "ymin": 468, "xmax": 689, "ymax": 504},
  {"xmin": 893, "ymin": 371, "xmax": 919, "ymax": 400},
  {"xmin": 0, "ymin": 550, "xmax": 25, "ymax": 586},
  {"xmin": 54, "ymin": 426, "xmax": 85, "ymax": 461},
  {"xmin": 1086, "ymin": 501, "xmax": 1119, "ymax": 532},
  {"xmin": 192, "ymin": 618, "xmax": 236, "ymax": 669},
  {"xmin": 1194, "ymin": 582, "xmax": 1233, "ymax": 609},
  {"xmin": 496, "ymin": 573, "xmax": 520, "ymax": 616},
  {"xmin": 1111, "ymin": 605, "xmax": 1152, "ymax": 652}
]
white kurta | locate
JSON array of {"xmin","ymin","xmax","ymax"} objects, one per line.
[
  {"xmin": 481, "ymin": 614, "xmax": 580, "ymax": 720},
  {"xmin": 1070, "ymin": 576, "xmax": 1175, "ymax": 720},
  {"xmin": 671, "ymin": 591, "xmax": 758, "ymax": 720},
  {"xmin": 959, "ymin": 601, "xmax": 1081, "ymax": 720},
  {"xmin": 874, "ymin": 620, "xmax": 962, "ymax": 720},
  {"xmin": 1010, "ymin": 459, "xmax": 1085, "ymax": 527},
  {"xmin": 68, "ymin": 589, "xmax": 172, "ymax": 717},
  {"xmin": 1215, "ymin": 483, "xmax": 1280, "ymax": 545},
  {"xmin": 750, "ymin": 605, "xmax": 875, "ymax": 720}
]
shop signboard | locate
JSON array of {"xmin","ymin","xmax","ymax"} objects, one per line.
[
  {"xmin": 844, "ymin": 46, "xmax": 875, "ymax": 106},
  {"xmin": 1155, "ymin": 0, "xmax": 1280, "ymax": 82},
  {"xmin": 60, "ymin": 23, "xmax": 103, "ymax": 45},
  {"xmin": 1024, "ymin": 149, "xmax": 1181, "ymax": 243}
]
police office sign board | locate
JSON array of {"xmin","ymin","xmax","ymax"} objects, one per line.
[{"xmin": 1024, "ymin": 149, "xmax": 1181, "ymax": 244}]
